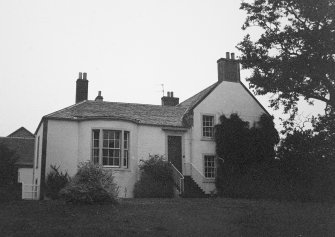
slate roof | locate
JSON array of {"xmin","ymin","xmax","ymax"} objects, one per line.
[
  {"xmin": 7, "ymin": 127, "xmax": 35, "ymax": 138},
  {"xmin": 45, "ymin": 100, "xmax": 189, "ymax": 128},
  {"xmin": 39, "ymin": 80, "xmax": 269, "ymax": 131},
  {"xmin": 0, "ymin": 137, "xmax": 34, "ymax": 167},
  {"xmin": 42, "ymin": 82, "xmax": 224, "ymax": 129}
]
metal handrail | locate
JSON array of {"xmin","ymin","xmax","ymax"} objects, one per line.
[{"xmin": 169, "ymin": 162, "xmax": 184, "ymax": 194}]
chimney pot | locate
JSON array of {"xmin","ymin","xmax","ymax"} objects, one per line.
[
  {"xmin": 231, "ymin": 53, "xmax": 235, "ymax": 60},
  {"xmin": 171, "ymin": 91, "xmax": 174, "ymax": 97},
  {"xmin": 79, "ymin": 72, "xmax": 83, "ymax": 79},
  {"xmin": 167, "ymin": 92, "xmax": 170, "ymax": 97},
  {"xmin": 226, "ymin": 52, "xmax": 230, "ymax": 59},
  {"xmin": 95, "ymin": 91, "xmax": 103, "ymax": 102},
  {"xmin": 83, "ymin": 72, "xmax": 87, "ymax": 80}
]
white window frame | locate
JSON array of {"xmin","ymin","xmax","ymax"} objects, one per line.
[
  {"xmin": 202, "ymin": 114, "xmax": 215, "ymax": 139},
  {"xmin": 91, "ymin": 129, "xmax": 130, "ymax": 169},
  {"xmin": 203, "ymin": 154, "xmax": 216, "ymax": 179}
]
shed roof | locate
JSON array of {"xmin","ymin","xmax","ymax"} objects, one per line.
[
  {"xmin": 0, "ymin": 137, "xmax": 34, "ymax": 167},
  {"xmin": 7, "ymin": 127, "xmax": 34, "ymax": 138}
]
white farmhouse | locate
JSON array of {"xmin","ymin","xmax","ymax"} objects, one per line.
[{"xmin": 32, "ymin": 53, "xmax": 269, "ymax": 199}]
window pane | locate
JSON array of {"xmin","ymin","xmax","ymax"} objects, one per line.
[
  {"xmin": 115, "ymin": 139, "xmax": 120, "ymax": 148},
  {"xmin": 123, "ymin": 150, "xmax": 128, "ymax": 167},
  {"xmin": 114, "ymin": 158, "xmax": 120, "ymax": 166},
  {"xmin": 115, "ymin": 131, "xmax": 120, "ymax": 139},
  {"xmin": 93, "ymin": 130, "xmax": 100, "ymax": 139}
]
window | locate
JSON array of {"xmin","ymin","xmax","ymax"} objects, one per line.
[
  {"xmin": 204, "ymin": 155, "xmax": 216, "ymax": 178},
  {"xmin": 92, "ymin": 129, "xmax": 129, "ymax": 168},
  {"xmin": 202, "ymin": 115, "xmax": 214, "ymax": 138},
  {"xmin": 36, "ymin": 136, "xmax": 40, "ymax": 169},
  {"xmin": 92, "ymin": 130, "xmax": 100, "ymax": 164},
  {"xmin": 123, "ymin": 131, "xmax": 129, "ymax": 168}
]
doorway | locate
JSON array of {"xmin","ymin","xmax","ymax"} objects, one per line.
[{"xmin": 167, "ymin": 136, "xmax": 182, "ymax": 173}]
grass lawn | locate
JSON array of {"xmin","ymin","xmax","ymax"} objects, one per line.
[{"xmin": 0, "ymin": 198, "xmax": 334, "ymax": 237}]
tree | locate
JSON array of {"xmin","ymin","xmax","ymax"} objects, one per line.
[
  {"xmin": 237, "ymin": 0, "xmax": 335, "ymax": 117},
  {"xmin": 0, "ymin": 143, "xmax": 17, "ymax": 185}
]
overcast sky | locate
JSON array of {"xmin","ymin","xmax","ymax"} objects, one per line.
[{"xmin": 0, "ymin": 0, "xmax": 325, "ymax": 136}]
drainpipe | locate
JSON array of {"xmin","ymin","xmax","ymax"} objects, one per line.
[{"xmin": 189, "ymin": 128, "xmax": 193, "ymax": 176}]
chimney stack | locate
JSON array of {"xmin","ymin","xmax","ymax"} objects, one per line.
[
  {"xmin": 217, "ymin": 52, "xmax": 240, "ymax": 83},
  {"xmin": 95, "ymin": 91, "xmax": 103, "ymax": 102},
  {"xmin": 75, "ymin": 72, "xmax": 89, "ymax": 103},
  {"xmin": 161, "ymin": 91, "xmax": 179, "ymax": 106}
]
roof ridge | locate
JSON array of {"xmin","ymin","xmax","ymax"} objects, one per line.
[
  {"xmin": 45, "ymin": 100, "xmax": 87, "ymax": 118},
  {"xmin": 0, "ymin": 136, "xmax": 35, "ymax": 140},
  {"xmin": 86, "ymin": 100, "xmax": 185, "ymax": 109}
]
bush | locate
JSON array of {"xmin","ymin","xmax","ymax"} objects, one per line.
[
  {"xmin": 0, "ymin": 184, "xmax": 22, "ymax": 202},
  {"xmin": 46, "ymin": 165, "xmax": 70, "ymax": 199},
  {"xmin": 0, "ymin": 144, "xmax": 17, "ymax": 186},
  {"xmin": 134, "ymin": 154, "xmax": 174, "ymax": 198},
  {"xmin": 60, "ymin": 162, "xmax": 119, "ymax": 204}
]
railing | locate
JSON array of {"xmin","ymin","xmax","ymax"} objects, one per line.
[
  {"xmin": 22, "ymin": 184, "xmax": 40, "ymax": 200},
  {"xmin": 169, "ymin": 162, "xmax": 184, "ymax": 194}
]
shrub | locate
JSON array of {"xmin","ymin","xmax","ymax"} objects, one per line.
[
  {"xmin": 46, "ymin": 165, "xmax": 70, "ymax": 199},
  {"xmin": 134, "ymin": 154, "xmax": 174, "ymax": 198},
  {"xmin": 0, "ymin": 144, "xmax": 17, "ymax": 186},
  {"xmin": 60, "ymin": 162, "xmax": 119, "ymax": 204}
]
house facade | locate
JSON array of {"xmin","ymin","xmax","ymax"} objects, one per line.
[{"xmin": 32, "ymin": 53, "xmax": 268, "ymax": 199}]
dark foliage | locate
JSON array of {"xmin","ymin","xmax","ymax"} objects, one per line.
[
  {"xmin": 46, "ymin": 165, "xmax": 70, "ymax": 199},
  {"xmin": 237, "ymin": 0, "xmax": 335, "ymax": 117},
  {"xmin": 215, "ymin": 113, "xmax": 282, "ymax": 199},
  {"xmin": 60, "ymin": 162, "xmax": 119, "ymax": 204},
  {"xmin": 278, "ymin": 128, "xmax": 335, "ymax": 202},
  {"xmin": 215, "ymin": 113, "xmax": 335, "ymax": 202},
  {"xmin": 0, "ymin": 184, "xmax": 22, "ymax": 202},
  {"xmin": 134, "ymin": 154, "xmax": 174, "ymax": 198},
  {"xmin": 0, "ymin": 143, "xmax": 18, "ymax": 186}
]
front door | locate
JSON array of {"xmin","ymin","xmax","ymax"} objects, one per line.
[{"xmin": 168, "ymin": 136, "xmax": 182, "ymax": 173}]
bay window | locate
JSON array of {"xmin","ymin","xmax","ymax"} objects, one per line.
[{"xmin": 92, "ymin": 129, "xmax": 129, "ymax": 168}]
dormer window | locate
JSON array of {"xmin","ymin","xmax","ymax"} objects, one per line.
[{"xmin": 202, "ymin": 115, "xmax": 214, "ymax": 138}]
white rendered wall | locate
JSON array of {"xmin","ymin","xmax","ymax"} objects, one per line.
[
  {"xmin": 44, "ymin": 119, "xmax": 178, "ymax": 198},
  {"xmin": 137, "ymin": 125, "xmax": 166, "ymax": 161},
  {"xmin": 18, "ymin": 168, "xmax": 33, "ymax": 184},
  {"xmin": 191, "ymin": 81, "xmax": 267, "ymax": 193},
  {"xmin": 46, "ymin": 120, "xmax": 79, "ymax": 177}
]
